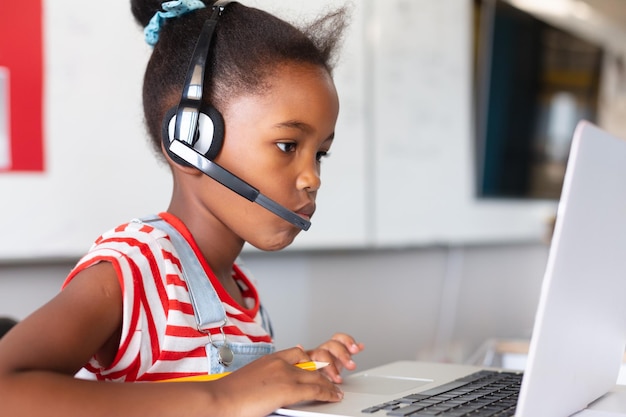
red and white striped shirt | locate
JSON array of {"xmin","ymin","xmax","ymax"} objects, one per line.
[{"xmin": 63, "ymin": 212, "xmax": 273, "ymax": 382}]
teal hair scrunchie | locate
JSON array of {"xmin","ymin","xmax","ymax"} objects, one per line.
[{"xmin": 144, "ymin": 0, "xmax": 206, "ymax": 47}]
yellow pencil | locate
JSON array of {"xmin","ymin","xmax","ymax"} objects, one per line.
[{"xmin": 158, "ymin": 361, "xmax": 329, "ymax": 383}]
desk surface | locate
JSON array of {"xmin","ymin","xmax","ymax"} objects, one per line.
[{"xmin": 585, "ymin": 385, "xmax": 626, "ymax": 415}]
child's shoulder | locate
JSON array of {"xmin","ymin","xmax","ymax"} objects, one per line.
[
  {"xmin": 96, "ymin": 215, "xmax": 170, "ymax": 243},
  {"xmin": 65, "ymin": 215, "xmax": 176, "ymax": 289},
  {"xmin": 85, "ymin": 215, "xmax": 177, "ymax": 263}
]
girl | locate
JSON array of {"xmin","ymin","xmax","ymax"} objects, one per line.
[{"xmin": 0, "ymin": 1, "xmax": 363, "ymax": 416}]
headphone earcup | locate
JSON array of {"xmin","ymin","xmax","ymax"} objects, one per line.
[
  {"xmin": 161, "ymin": 107, "xmax": 190, "ymax": 167},
  {"xmin": 195, "ymin": 104, "xmax": 225, "ymax": 160},
  {"xmin": 161, "ymin": 104, "xmax": 225, "ymax": 166}
]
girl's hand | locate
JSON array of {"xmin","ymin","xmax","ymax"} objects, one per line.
[
  {"xmin": 305, "ymin": 333, "xmax": 365, "ymax": 383},
  {"xmin": 209, "ymin": 347, "xmax": 344, "ymax": 417}
]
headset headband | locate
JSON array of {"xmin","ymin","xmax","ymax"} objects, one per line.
[{"xmin": 174, "ymin": 1, "xmax": 231, "ymax": 146}]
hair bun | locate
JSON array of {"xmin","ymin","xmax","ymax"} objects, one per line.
[{"xmin": 131, "ymin": 0, "xmax": 208, "ymax": 28}]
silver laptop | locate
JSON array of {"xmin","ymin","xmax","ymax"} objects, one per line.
[{"xmin": 276, "ymin": 120, "xmax": 626, "ymax": 417}]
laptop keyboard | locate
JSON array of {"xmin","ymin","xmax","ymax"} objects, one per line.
[{"xmin": 361, "ymin": 369, "xmax": 523, "ymax": 416}]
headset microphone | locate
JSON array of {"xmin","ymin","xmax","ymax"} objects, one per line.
[
  {"xmin": 162, "ymin": 1, "xmax": 311, "ymax": 231},
  {"xmin": 169, "ymin": 139, "xmax": 311, "ymax": 230}
]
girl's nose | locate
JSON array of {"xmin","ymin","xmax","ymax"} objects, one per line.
[{"xmin": 296, "ymin": 160, "xmax": 321, "ymax": 192}]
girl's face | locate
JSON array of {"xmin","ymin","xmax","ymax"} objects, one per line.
[{"xmin": 198, "ymin": 62, "xmax": 339, "ymax": 250}]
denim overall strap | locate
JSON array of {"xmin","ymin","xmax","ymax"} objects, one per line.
[{"xmin": 140, "ymin": 215, "xmax": 226, "ymax": 329}]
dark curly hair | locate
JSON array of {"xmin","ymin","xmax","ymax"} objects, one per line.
[{"xmin": 130, "ymin": 0, "xmax": 349, "ymax": 160}]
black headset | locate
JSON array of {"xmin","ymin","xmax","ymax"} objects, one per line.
[{"xmin": 161, "ymin": 0, "xmax": 311, "ymax": 231}]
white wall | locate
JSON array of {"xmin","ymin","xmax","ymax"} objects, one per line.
[{"xmin": 0, "ymin": 242, "xmax": 549, "ymax": 371}]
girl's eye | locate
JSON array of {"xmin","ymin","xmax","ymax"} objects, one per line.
[
  {"xmin": 276, "ymin": 142, "xmax": 331, "ymax": 162},
  {"xmin": 276, "ymin": 142, "xmax": 296, "ymax": 153},
  {"xmin": 316, "ymin": 151, "xmax": 330, "ymax": 162}
]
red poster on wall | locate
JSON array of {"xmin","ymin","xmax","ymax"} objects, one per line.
[{"xmin": 0, "ymin": 0, "xmax": 44, "ymax": 172}]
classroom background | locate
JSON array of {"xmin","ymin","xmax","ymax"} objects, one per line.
[{"xmin": 2, "ymin": 0, "xmax": 626, "ymax": 372}]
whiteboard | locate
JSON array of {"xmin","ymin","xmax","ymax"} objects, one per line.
[
  {"xmin": 370, "ymin": 0, "xmax": 556, "ymax": 245},
  {"xmin": 0, "ymin": 0, "xmax": 564, "ymax": 261}
]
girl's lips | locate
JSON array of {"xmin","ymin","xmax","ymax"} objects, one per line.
[{"xmin": 296, "ymin": 203, "xmax": 316, "ymax": 219}]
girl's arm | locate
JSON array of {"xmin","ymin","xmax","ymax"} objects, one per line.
[{"xmin": 0, "ymin": 262, "xmax": 342, "ymax": 417}]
